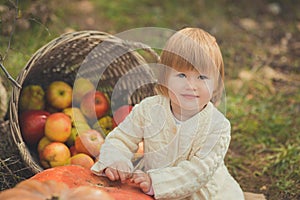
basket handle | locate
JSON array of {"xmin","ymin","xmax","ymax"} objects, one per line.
[
  {"xmin": 0, "ymin": 62, "xmax": 21, "ymax": 88},
  {"xmin": 124, "ymin": 40, "xmax": 161, "ymax": 62},
  {"xmin": 0, "ymin": 34, "xmax": 160, "ymax": 90}
]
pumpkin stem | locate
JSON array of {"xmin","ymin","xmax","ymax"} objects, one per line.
[{"xmin": 47, "ymin": 196, "xmax": 59, "ymax": 200}]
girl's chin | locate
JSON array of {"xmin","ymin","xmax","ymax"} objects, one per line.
[
  {"xmin": 171, "ymin": 99, "xmax": 208, "ymax": 112},
  {"xmin": 180, "ymin": 104, "xmax": 206, "ymax": 112}
]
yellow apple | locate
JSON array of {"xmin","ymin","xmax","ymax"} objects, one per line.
[
  {"xmin": 92, "ymin": 115, "xmax": 113, "ymax": 137},
  {"xmin": 63, "ymin": 107, "xmax": 87, "ymax": 123},
  {"xmin": 37, "ymin": 136, "xmax": 52, "ymax": 159},
  {"xmin": 69, "ymin": 153, "xmax": 95, "ymax": 169},
  {"xmin": 72, "ymin": 77, "xmax": 95, "ymax": 106},
  {"xmin": 41, "ymin": 142, "xmax": 71, "ymax": 168},
  {"xmin": 19, "ymin": 84, "xmax": 45, "ymax": 111},
  {"xmin": 46, "ymin": 81, "xmax": 72, "ymax": 110},
  {"xmin": 63, "ymin": 107, "xmax": 91, "ymax": 146},
  {"xmin": 66, "ymin": 123, "xmax": 91, "ymax": 147},
  {"xmin": 66, "ymin": 127, "xmax": 78, "ymax": 147},
  {"xmin": 44, "ymin": 112, "xmax": 72, "ymax": 142}
]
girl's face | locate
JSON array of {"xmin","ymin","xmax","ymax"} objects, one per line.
[{"xmin": 167, "ymin": 68, "xmax": 213, "ymax": 118}]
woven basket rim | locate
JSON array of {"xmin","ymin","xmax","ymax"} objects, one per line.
[{"xmin": 9, "ymin": 30, "xmax": 160, "ymax": 173}]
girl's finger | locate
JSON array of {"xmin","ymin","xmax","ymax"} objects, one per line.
[
  {"xmin": 118, "ymin": 170, "xmax": 128, "ymax": 183},
  {"xmin": 140, "ymin": 182, "xmax": 151, "ymax": 193},
  {"xmin": 105, "ymin": 168, "xmax": 116, "ymax": 181},
  {"xmin": 133, "ymin": 176, "xmax": 145, "ymax": 184},
  {"xmin": 106, "ymin": 168, "xmax": 119, "ymax": 181},
  {"xmin": 112, "ymin": 168, "xmax": 120, "ymax": 180},
  {"xmin": 116, "ymin": 165, "xmax": 131, "ymax": 183}
]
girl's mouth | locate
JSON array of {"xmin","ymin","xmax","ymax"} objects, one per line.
[{"xmin": 181, "ymin": 94, "xmax": 199, "ymax": 100}]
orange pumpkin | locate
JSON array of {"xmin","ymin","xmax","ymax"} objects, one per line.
[
  {"xmin": 30, "ymin": 165, "xmax": 154, "ymax": 200},
  {"xmin": 0, "ymin": 179, "xmax": 114, "ymax": 200}
]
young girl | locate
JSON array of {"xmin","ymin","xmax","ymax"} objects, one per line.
[{"xmin": 91, "ymin": 27, "xmax": 244, "ymax": 199}]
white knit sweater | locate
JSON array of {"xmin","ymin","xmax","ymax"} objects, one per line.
[{"xmin": 91, "ymin": 95, "xmax": 244, "ymax": 200}]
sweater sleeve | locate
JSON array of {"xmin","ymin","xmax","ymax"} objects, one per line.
[
  {"xmin": 91, "ymin": 102, "xmax": 145, "ymax": 174},
  {"xmin": 148, "ymin": 119, "xmax": 231, "ymax": 199}
]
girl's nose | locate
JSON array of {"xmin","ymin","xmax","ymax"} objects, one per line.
[{"xmin": 186, "ymin": 78, "xmax": 197, "ymax": 90}]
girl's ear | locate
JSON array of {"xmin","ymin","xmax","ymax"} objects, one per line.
[{"xmin": 211, "ymin": 76, "xmax": 224, "ymax": 106}]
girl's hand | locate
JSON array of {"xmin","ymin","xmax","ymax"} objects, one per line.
[
  {"xmin": 131, "ymin": 170, "xmax": 152, "ymax": 193},
  {"xmin": 104, "ymin": 161, "xmax": 131, "ymax": 183}
]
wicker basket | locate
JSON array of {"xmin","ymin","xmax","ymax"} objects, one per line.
[{"xmin": 9, "ymin": 30, "xmax": 160, "ymax": 174}]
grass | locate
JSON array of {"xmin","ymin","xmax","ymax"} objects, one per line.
[
  {"xmin": 92, "ymin": 0, "xmax": 202, "ymax": 29},
  {"xmin": 1, "ymin": 0, "xmax": 300, "ymax": 199},
  {"xmin": 225, "ymin": 78, "xmax": 300, "ymax": 198}
]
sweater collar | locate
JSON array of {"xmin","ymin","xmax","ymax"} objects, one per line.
[{"xmin": 160, "ymin": 95, "xmax": 213, "ymax": 127}]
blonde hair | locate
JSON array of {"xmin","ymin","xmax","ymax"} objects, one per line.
[{"xmin": 155, "ymin": 27, "xmax": 224, "ymax": 104}]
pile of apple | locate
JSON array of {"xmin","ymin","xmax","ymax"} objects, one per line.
[{"xmin": 18, "ymin": 78, "xmax": 135, "ymax": 170}]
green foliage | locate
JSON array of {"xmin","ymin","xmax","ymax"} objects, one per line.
[{"xmin": 0, "ymin": 1, "xmax": 57, "ymax": 90}]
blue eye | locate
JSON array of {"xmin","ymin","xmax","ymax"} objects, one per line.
[
  {"xmin": 198, "ymin": 75, "xmax": 208, "ymax": 80},
  {"xmin": 177, "ymin": 73, "xmax": 186, "ymax": 78}
]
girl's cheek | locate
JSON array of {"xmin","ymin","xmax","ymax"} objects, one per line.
[{"xmin": 205, "ymin": 79, "xmax": 214, "ymax": 96}]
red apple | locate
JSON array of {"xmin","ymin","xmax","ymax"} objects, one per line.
[
  {"xmin": 112, "ymin": 105, "xmax": 133, "ymax": 127},
  {"xmin": 44, "ymin": 112, "xmax": 72, "ymax": 142},
  {"xmin": 37, "ymin": 136, "xmax": 52, "ymax": 158},
  {"xmin": 19, "ymin": 110, "xmax": 50, "ymax": 145},
  {"xmin": 46, "ymin": 81, "xmax": 72, "ymax": 110},
  {"xmin": 80, "ymin": 91, "xmax": 109, "ymax": 120},
  {"xmin": 75, "ymin": 129, "xmax": 104, "ymax": 158}
]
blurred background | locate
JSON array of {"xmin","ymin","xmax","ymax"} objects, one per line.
[{"xmin": 0, "ymin": 0, "xmax": 299, "ymax": 199}]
